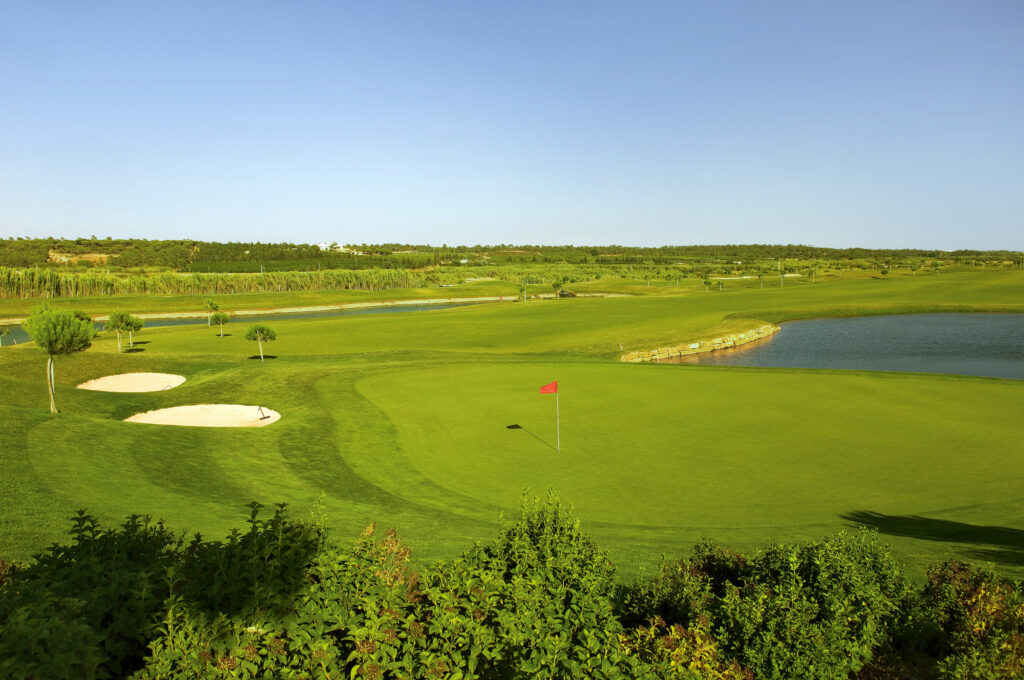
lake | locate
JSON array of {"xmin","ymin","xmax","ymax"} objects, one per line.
[{"xmin": 678, "ymin": 313, "xmax": 1024, "ymax": 380}]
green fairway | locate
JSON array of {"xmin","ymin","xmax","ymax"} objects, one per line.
[{"xmin": 2, "ymin": 270, "xmax": 1023, "ymax": 580}]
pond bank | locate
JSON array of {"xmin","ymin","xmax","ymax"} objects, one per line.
[{"xmin": 621, "ymin": 324, "xmax": 780, "ymax": 362}]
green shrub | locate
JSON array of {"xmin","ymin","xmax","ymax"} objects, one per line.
[
  {"xmin": 132, "ymin": 493, "xmax": 643, "ymax": 679},
  {"xmin": 919, "ymin": 561, "xmax": 1024, "ymax": 680},
  {"xmin": 462, "ymin": 492, "xmax": 636, "ymax": 678},
  {"xmin": 4, "ymin": 500, "xmax": 1021, "ymax": 679},
  {"xmin": 619, "ymin": 615, "xmax": 751, "ymax": 679},
  {"xmin": 620, "ymin": 530, "xmax": 911, "ymax": 680},
  {"xmin": 0, "ymin": 511, "xmax": 180, "ymax": 677}
]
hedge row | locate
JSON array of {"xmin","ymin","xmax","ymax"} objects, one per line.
[{"xmin": 1, "ymin": 496, "xmax": 1021, "ymax": 679}]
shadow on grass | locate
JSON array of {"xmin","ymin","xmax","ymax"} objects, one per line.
[
  {"xmin": 841, "ymin": 511, "xmax": 1024, "ymax": 566},
  {"xmin": 506, "ymin": 423, "xmax": 557, "ymax": 451},
  {"xmin": 216, "ymin": 333, "xmax": 232, "ymax": 337},
  {"xmin": 124, "ymin": 347, "xmax": 145, "ymax": 353},
  {"xmin": 131, "ymin": 341, "xmax": 150, "ymax": 345},
  {"xmin": 248, "ymin": 355, "xmax": 278, "ymax": 360}
]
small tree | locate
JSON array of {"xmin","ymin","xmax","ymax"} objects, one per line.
[
  {"xmin": 245, "ymin": 324, "xmax": 276, "ymax": 362},
  {"xmin": 23, "ymin": 305, "xmax": 96, "ymax": 413},
  {"xmin": 107, "ymin": 311, "xmax": 130, "ymax": 353},
  {"xmin": 204, "ymin": 299, "xmax": 219, "ymax": 326},
  {"xmin": 211, "ymin": 312, "xmax": 231, "ymax": 337},
  {"xmin": 126, "ymin": 315, "xmax": 143, "ymax": 348}
]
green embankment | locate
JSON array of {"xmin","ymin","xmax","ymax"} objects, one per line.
[{"xmin": 1, "ymin": 270, "xmax": 1022, "ymax": 580}]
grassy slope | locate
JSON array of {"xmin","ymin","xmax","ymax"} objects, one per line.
[{"xmin": 1, "ymin": 270, "xmax": 1022, "ymax": 580}]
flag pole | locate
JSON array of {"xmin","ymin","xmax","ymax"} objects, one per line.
[{"xmin": 556, "ymin": 391, "xmax": 560, "ymax": 452}]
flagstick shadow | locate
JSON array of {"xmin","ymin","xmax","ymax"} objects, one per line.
[{"xmin": 506, "ymin": 424, "xmax": 558, "ymax": 452}]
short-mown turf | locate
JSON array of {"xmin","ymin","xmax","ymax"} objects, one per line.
[{"xmin": 1, "ymin": 270, "xmax": 1022, "ymax": 580}]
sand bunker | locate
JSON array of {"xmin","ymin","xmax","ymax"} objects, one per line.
[
  {"xmin": 78, "ymin": 372, "xmax": 186, "ymax": 393},
  {"xmin": 124, "ymin": 404, "xmax": 281, "ymax": 428}
]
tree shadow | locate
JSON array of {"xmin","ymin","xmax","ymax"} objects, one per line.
[
  {"xmin": 506, "ymin": 423, "xmax": 558, "ymax": 451},
  {"xmin": 248, "ymin": 355, "xmax": 278, "ymax": 360},
  {"xmin": 841, "ymin": 511, "xmax": 1024, "ymax": 566},
  {"xmin": 124, "ymin": 347, "xmax": 146, "ymax": 353},
  {"xmin": 216, "ymin": 333, "xmax": 232, "ymax": 337}
]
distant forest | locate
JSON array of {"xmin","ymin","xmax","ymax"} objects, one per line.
[{"xmin": 2, "ymin": 237, "xmax": 1019, "ymax": 273}]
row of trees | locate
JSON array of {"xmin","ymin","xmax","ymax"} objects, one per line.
[
  {"xmin": 2, "ymin": 496, "xmax": 1021, "ymax": 679},
  {"xmin": 6, "ymin": 236, "xmax": 1015, "ymax": 270},
  {"xmin": 0, "ymin": 267, "xmax": 462, "ymax": 299}
]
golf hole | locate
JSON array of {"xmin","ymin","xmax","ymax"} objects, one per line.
[
  {"xmin": 124, "ymin": 404, "xmax": 281, "ymax": 427},
  {"xmin": 78, "ymin": 372, "xmax": 186, "ymax": 393}
]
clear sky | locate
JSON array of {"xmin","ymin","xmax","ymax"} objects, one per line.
[{"xmin": 1, "ymin": 1, "xmax": 1021, "ymax": 249}]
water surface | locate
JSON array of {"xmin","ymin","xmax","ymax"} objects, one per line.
[{"xmin": 684, "ymin": 313, "xmax": 1024, "ymax": 380}]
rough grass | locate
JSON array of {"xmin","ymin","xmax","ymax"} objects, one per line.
[{"xmin": 1, "ymin": 270, "xmax": 1022, "ymax": 581}]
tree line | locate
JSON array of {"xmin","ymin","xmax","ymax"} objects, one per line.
[
  {"xmin": 0, "ymin": 267, "xmax": 464, "ymax": 299},
  {"xmin": 4, "ymin": 237, "xmax": 1020, "ymax": 271}
]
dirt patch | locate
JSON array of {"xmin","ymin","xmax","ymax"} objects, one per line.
[
  {"xmin": 48, "ymin": 249, "xmax": 111, "ymax": 265},
  {"xmin": 124, "ymin": 404, "xmax": 281, "ymax": 427},
  {"xmin": 78, "ymin": 372, "xmax": 186, "ymax": 392}
]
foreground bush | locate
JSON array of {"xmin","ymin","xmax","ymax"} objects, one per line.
[
  {"xmin": 619, "ymin": 532, "xmax": 913, "ymax": 680},
  {"xmin": 1, "ymin": 497, "xmax": 1020, "ymax": 679},
  {"xmin": 920, "ymin": 561, "xmax": 1024, "ymax": 679}
]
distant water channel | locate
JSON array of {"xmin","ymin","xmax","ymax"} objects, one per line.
[
  {"xmin": 0, "ymin": 301, "xmax": 482, "ymax": 347},
  {"xmin": 679, "ymin": 313, "xmax": 1024, "ymax": 380}
]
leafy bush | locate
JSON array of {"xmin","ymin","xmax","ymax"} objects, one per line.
[
  {"xmin": 0, "ymin": 511, "xmax": 179, "ymax": 678},
  {"xmin": 2, "ymin": 499, "xmax": 1020, "ymax": 679},
  {"xmin": 132, "ymin": 493, "xmax": 642, "ymax": 679},
  {"xmin": 619, "ymin": 615, "xmax": 751, "ymax": 679},
  {"xmin": 620, "ymin": 530, "xmax": 911, "ymax": 680},
  {"xmin": 919, "ymin": 561, "xmax": 1024, "ymax": 680}
]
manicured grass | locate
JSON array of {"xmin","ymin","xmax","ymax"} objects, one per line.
[
  {"xmin": 1, "ymin": 270, "xmax": 1022, "ymax": 580},
  {"xmin": 356, "ymin": 363, "xmax": 1024, "ymax": 574}
]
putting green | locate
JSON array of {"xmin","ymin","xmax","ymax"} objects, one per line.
[{"xmin": 355, "ymin": 363, "xmax": 1024, "ymax": 531}]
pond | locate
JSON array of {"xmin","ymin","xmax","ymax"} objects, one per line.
[
  {"xmin": 677, "ymin": 313, "xmax": 1024, "ymax": 380},
  {"xmin": 0, "ymin": 301, "xmax": 484, "ymax": 347}
]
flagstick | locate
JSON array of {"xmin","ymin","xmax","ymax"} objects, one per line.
[{"xmin": 556, "ymin": 391, "xmax": 560, "ymax": 452}]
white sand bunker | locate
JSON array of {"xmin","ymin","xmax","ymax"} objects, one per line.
[
  {"xmin": 124, "ymin": 404, "xmax": 281, "ymax": 428},
  {"xmin": 78, "ymin": 372, "xmax": 186, "ymax": 393}
]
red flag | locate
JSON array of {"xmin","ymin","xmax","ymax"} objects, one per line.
[{"xmin": 539, "ymin": 381, "xmax": 558, "ymax": 394}]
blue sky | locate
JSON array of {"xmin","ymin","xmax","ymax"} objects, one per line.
[{"xmin": 1, "ymin": 1, "xmax": 1021, "ymax": 249}]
